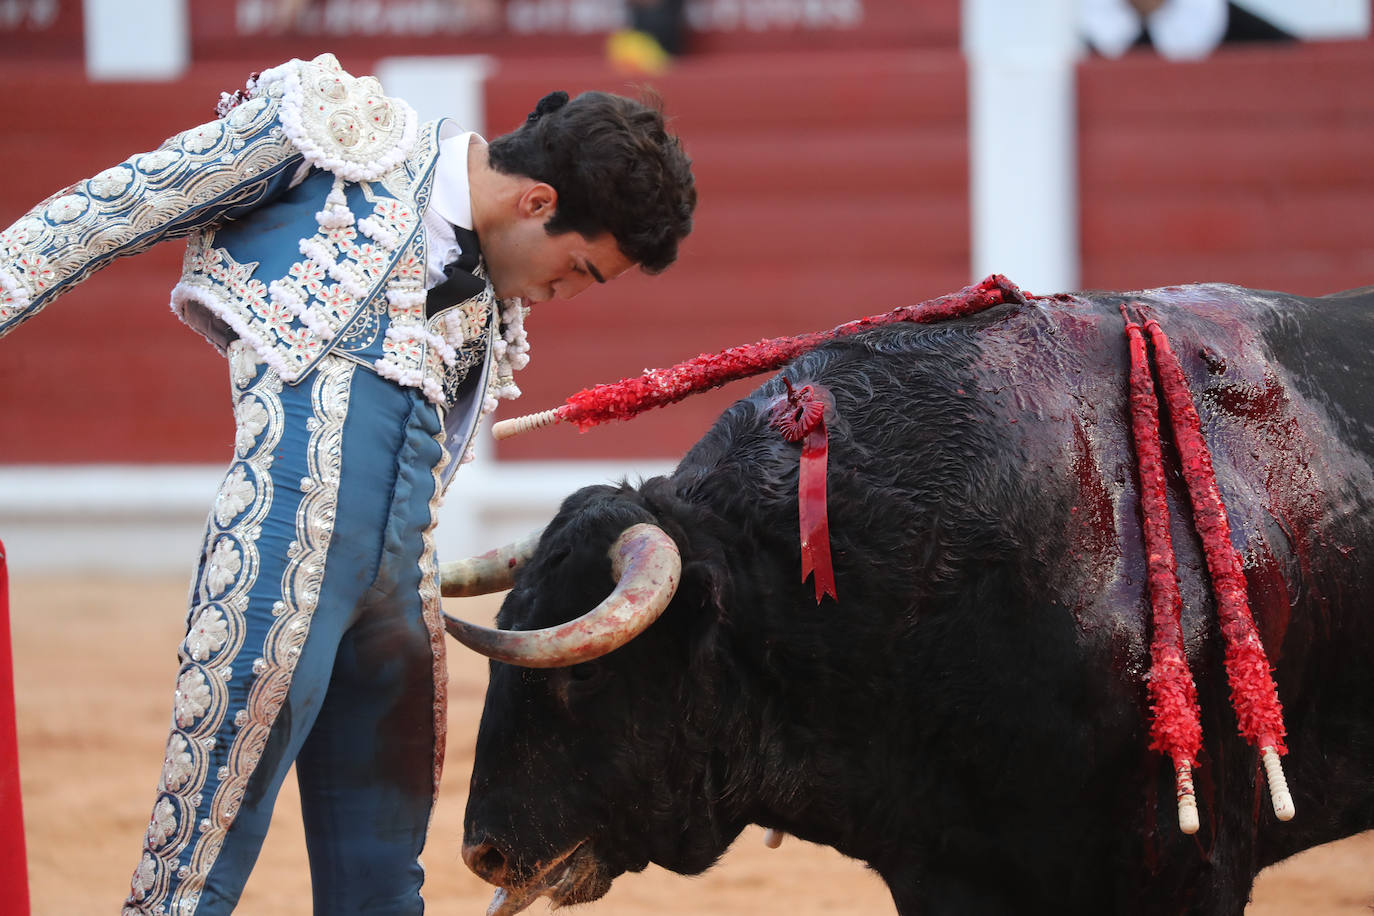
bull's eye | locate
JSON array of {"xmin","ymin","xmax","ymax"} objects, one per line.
[
  {"xmin": 554, "ymin": 662, "xmax": 609, "ymax": 710},
  {"xmin": 569, "ymin": 663, "xmax": 602, "ymax": 684}
]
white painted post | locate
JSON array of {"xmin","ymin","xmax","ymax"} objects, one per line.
[
  {"xmin": 963, "ymin": 0, "xmax": 1081, "ymax": 295},
  {"xmin": 83, "ymin": 0, "xmax": 188, "ymax": 81}
]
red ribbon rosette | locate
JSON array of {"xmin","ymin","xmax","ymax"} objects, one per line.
[{"xmin": 770, "ymin": 379, "xmax": 837, "ymax": 603}]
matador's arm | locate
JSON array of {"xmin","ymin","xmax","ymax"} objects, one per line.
[{"xmin": 0, "ymin": 53, "xmax": 418, "ymax": 342}]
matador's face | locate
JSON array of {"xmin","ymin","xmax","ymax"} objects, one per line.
[{"xmin": 481, "ymin": 185, "xmax": 633, "ymax": 305}]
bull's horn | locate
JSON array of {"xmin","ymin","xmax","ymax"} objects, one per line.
[
  {"xmin": 443, "ymin": 523, "xmax": 680, "ymax": 668},
  {"xmin": 439, "ymin": 530, "xmax": 542, "ymax": 597}
]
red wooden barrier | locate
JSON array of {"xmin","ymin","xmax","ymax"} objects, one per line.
[{"xmin": 0, "ymin": 539, "xmax": 29, "ymax": 914}]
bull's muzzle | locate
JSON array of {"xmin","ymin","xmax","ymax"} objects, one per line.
[{"xmin": 439, "ymin": 523, "xmax": 681, "ymax": 668}]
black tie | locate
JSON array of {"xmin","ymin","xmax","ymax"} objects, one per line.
[{"xmin": 425, "ymin": 224, "xmax": 486, "ymax": 318}]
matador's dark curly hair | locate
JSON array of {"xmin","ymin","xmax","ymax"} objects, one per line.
[{"xmin": 487, "ymin": 90, "xmax": 697, "ymax": 275}]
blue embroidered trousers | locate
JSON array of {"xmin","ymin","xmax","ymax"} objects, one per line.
[{"xmin": 125, "ymin": 342, "xmax": 450, "ymax": 915}]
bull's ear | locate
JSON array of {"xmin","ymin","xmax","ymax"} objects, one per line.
[
  {"xmin": 442, "ymin": 523, "xmax": 681, "ymax": 668},
  {"xmin": 439, "ymin": 530, "xmax": 543, "ymax": 597}
]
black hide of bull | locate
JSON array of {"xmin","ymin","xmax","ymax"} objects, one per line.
[{"xmin": 460, "ymin": 284, "xmax": 1374, "ymax": 916}]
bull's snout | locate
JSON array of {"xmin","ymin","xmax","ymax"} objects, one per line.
[{"xmin": 462, "ymin": 838, "xmax": 511, "ymax": 886}]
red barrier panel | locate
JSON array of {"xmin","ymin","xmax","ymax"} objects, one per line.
[{"xmin": 0, "ymin": 539, "xmax": 29, "ymax": 914}]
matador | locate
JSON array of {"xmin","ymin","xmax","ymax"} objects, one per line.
[{"xmin": 0, "ymin": 53, "xmax": 696, "ymax": 914}]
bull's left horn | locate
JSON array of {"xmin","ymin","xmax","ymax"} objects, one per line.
[
  {"xmin": 443, "ymin": 523, "xmax": 680, "ymax": 668},
  {"xmin": 439, "ymin": 530, "xmax": 542, "ymax": 597}
]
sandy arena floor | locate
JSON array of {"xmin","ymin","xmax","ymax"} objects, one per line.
[{"xmin": 11, "ymin": 576, "xmax": 1374, "ymax": 914}]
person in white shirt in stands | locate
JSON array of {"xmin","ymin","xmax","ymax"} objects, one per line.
[{"xmin": 1081, "ymin": 0, "xmax": 1293, "ymax": 59}]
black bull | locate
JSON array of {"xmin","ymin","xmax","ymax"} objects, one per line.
[{"xmin": 454, "ymin": 284, "xmax": 1374, "ymax": 915}]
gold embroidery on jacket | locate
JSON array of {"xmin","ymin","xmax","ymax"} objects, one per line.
[{"xmin": 420, "ymin": 439, "xmax": 451, "ymax": 803}]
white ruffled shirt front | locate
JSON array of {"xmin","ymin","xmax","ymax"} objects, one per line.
[
  {"xmin": 423, "ymin": 128, "xmax": 483, "ymax": 289},
  {"xmin": 420, "ymin": 124, "xmax": 531, "ymax": 465}
]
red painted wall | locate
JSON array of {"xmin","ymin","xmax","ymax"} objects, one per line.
[
  {"xmin": 0, "ymin": 0, "xmax": 958, "ymax": 63},
  {"xmin": 2, "ymin": 34, "xmax": 1372, "ymax": 466},
  {"xmin": 1078, "ymin": 39, "xmax": 1374, "ymax": 295},
  {"xmin": 194, "ymin": 0, "xmax": 958, "ymax": 61}
]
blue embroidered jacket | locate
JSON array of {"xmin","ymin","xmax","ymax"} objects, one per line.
[{"xmin": 0, "ymin": 53, "xmax": 507, "ymax": 472}]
